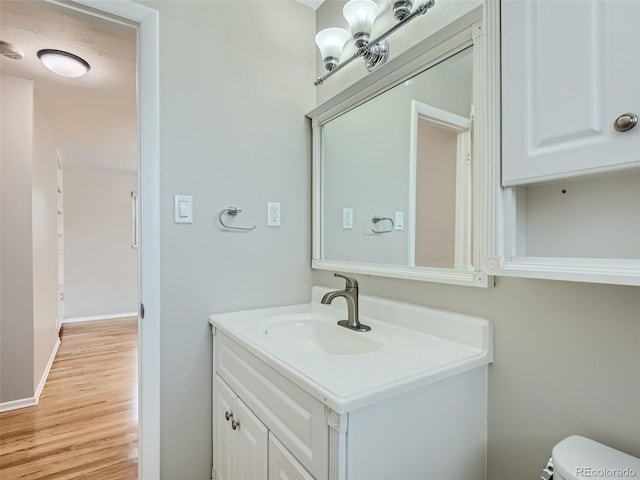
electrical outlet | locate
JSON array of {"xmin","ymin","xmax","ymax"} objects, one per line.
[
  {"xmin": 395, "ymin": 211, "xmax": 404, "ymax": 230},
  {"xmin": 267, "ymin": 202, "xmax": 281, "ymax": 227},
  {"xmin": 343, "ymin": 208, "xmax": 353, "ymax": 229}
]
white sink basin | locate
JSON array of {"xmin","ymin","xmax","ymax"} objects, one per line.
[
  {"xmin": 210, "ymin": 286, "xmax": 493, "ymax": 412},
  {"xmin": 261, "ymin": 313, "xmax": 388, "ymax": 355}
]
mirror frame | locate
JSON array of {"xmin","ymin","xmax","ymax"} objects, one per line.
[{"xmin": 307, "ymin": 6, "xmax": 493, "ymax": 287}]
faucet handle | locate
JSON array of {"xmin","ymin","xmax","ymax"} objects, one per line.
[{"xmin": 334, "ymin": 273, "xmax": 358, "ymax": 289}]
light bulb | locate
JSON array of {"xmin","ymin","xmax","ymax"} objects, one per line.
[
  {"xmin": 343, "ymin": 0, "xmax": 379, "ymax": 48},
  {"xmin": 315, "ymin": 28, "xmax": 350, "ymax": 71}
]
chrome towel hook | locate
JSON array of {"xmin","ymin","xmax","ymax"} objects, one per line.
[
  {"xmin": 218, "ymin": 207, "xmax": 257, "ymax": 231},
  {"xmin": 371, "ymin": 215, "xmax": 394, "ymax": 234}
]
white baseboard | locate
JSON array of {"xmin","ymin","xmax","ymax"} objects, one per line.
[
  {"xmin": 62, "ymin": 312, "xmax": 138, "ymax": 324},
  {"xmin": 0, "ymin": 337, "xmax": 60, "ymax": 413},
  {"xmin": 0, "ymin": 396, "xmax": 38, "ymax": 413},
  {"xmin": 35, "ymin": 337, "xmax": 61, "ymax": 402}
]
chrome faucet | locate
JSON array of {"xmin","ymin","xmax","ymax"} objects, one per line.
[{"xmin": 321, "ymin": 273, "xmax": 371, "ymax": 332}]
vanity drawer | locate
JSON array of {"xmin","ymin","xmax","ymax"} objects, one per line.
[{"xmin": 215, "ymin": 331, "xmax": 328, "ymax": 480}]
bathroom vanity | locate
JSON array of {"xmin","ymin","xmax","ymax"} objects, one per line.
[{"xmin": 209, "ymin": 287, "xmax": 493, "ymax": 480}]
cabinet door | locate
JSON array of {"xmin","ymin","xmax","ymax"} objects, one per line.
[
  {"xmin": 213, "ymin": 375, "xmax": 237, "ymax": 480},
  {"xmin": 268, "ymin": 434, "xmax": 315, "ymax": 480},
  {"xmin": 502, "ymin": 0, "xmax": 640, "ymax": 185},
  {"xmin": 236, "ymin": 399, "xmax": 268, "ymax": 480}
]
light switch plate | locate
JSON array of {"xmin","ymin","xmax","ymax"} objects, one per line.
[
  {"xmin": 395, "ymin": 211, "xmax": 404, "ymax": 230},
  {"xmin": 174, "ymin": 195, "xmax": 192, "ymax": 224}
]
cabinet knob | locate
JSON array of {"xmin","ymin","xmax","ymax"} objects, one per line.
[
  {"xmin": 225, "ymin": 411, "xmax": 233, "ymax": 421},
  {"xmin": 613, "ymin": 113, "xmax": 638, "ymax": 132},
  {"xmin": 231, "ymin": 420, "xmax": 240, "ymax": 430}
]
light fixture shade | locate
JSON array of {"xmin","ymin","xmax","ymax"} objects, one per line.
[
  {"xmin": 37, "ymin": 49, "xmax": 90, "ymax": 78},
  {"xmin": 315, "ymin": 27, "xmax": 350, "ymax": 71},
  {"xmin": 343, "ymin": 0, "xmax": 379, "ymax": 46}
]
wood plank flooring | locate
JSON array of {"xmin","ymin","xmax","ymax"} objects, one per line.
[{"xmin": 0, "ymin": 318, "xmax": 139, "ymax": 479}]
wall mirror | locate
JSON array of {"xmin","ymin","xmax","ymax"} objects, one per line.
[{"xmin": 308, "ymin": 7, "xmax": 492, "ymax": 287}]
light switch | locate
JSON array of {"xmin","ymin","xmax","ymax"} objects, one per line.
[
  {"xmin": 179, "ymin": 201, "xmax": 189, "ymax": 217},
  {"xmin": 174, "ymin": 195, "xmax": 192, "ymax": 224},
  {"xmin": 395, "ymin": 211, "xmax": 404, "ymax": 230}
]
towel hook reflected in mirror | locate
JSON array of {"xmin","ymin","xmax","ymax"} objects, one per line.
[{"xmin": 371, "ymin": 215, "xmax": 394, "ymax": 234}]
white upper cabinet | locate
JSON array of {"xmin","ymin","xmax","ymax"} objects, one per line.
[
  {"xmin": 481, "ymin": 0, "xmax": 640, "ymax": 285},
  {"xmin": 501, "ymin": 0, "xmax": 640, "ymax": 186}
]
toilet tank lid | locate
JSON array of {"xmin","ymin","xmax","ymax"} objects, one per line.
[{"xmin": 552, "ymin": 435, "xmax": 640, "ymax": 480}]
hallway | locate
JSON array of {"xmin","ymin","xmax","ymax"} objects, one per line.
[{"xmin": 0, "ymin": 318, "xmax": 138, "ymax": 479}]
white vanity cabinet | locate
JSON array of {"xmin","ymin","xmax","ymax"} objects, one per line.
[
  {"xmin": 213, "ymin": 375, "xmax": 268, "ymax": 480},
  {"xmin": 212, "ymin": 330, "xmax": 329, "ymax": 480},
  {"xmin": 269, "ymin": 434, "xmax": 315, "ymax": 480},
  {"xmin": 210, "ymin": 291, "xmax": 493, "ymax": 480},
  {"xmin": 214, "ymin": 373, "xmax": 315, "ymax": 480},
  {"xmin": 483, "ymin": 0, "xmax": 640, "ymax": 285}
]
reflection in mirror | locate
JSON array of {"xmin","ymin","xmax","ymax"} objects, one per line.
[
  {"xmin": 321, "ymin": 46, "xmax": 473, "ymax": 269},
  {"xmin": 411, "ymin": 102, "xmax": 471, "ymax": 269}
]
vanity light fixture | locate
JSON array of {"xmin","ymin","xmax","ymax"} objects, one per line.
[
  {"xmin": 314, "ymin": 0, "xmax": 435, "ymax": 86},
  {"xmin": 37, "ymin": 49, "xmax": 90, "ymax": 78}
]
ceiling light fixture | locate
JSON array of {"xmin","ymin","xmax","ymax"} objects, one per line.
[
  {"xmin": 314, "ymin": 0, "xmax": 435, "ymax": 86},
  {"xmin": 37, "ymin": 49, "xmax": 90, "ymax": 78},
  {"xmin": 0, "ymin": 40, "xmax": 25, "ymax": 60}
]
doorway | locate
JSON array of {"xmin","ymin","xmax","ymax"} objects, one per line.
[{"xmin": 0, "ymin": 0, "xmax": 159, "ymax": 477}]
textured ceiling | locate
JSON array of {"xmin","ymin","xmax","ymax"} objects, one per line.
[{"xmin": 0, "ymin": 0, "xmax": 137, "ymax": 172}]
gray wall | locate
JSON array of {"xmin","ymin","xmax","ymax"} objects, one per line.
[
  {"xmin": 0, "ymin": 74, "xmax": 59, "ymax": 404},
  {"xmin": 139, "ymin": 1, "xmax": 316, "ymax": 477},
  {"xmin": 64, "ymin": 167, "xmax": 138, "ymax": 319},
  {"xmin": 525, "ymin": 173, "xmax": 640, "ymax": 258},
  {"xmin": 1, "ymin": 75, "xmax": 36, "ymax": 403},
  {"xmin": 313, "ymin": 2, "xmax": 640, "ymax": 479},
  {"xmin": 32, "ymin": 92, "xmax": 59, "ymax": 389},
  {"xmin": 322, "ymin": 89, "xmax": 410, "ymax": 264}
]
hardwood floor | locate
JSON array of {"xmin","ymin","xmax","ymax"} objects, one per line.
[{"xmin": 0, "ymin": 318, "xmax": 138, "ymax": 479}]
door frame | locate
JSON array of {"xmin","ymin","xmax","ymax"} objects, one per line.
[{"xmin": 46, "ymin": 1, "xmax": 161, "ymax": 477}]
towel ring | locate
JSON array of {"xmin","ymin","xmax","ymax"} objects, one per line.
[
  {"xmin": 371, "ymin": 215, "xmax": 394, "ymax": 234},
  {"xmin": 218, "ymin": 207, "xmax": 256, "ymax": 231}
]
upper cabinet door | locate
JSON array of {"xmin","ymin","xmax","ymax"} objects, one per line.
[{"xmin": 501, "ymin": 0, "xmax": 640, "ymax": 186}]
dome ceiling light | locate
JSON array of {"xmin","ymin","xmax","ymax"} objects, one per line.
[{"xmin": 37, "ymin": 49, "xmax": 90, "ymax": 78}]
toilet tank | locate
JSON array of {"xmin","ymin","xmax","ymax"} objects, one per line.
[{"xmin": 553, "ymin": 435, "xmax": 640, "ymax": 480}]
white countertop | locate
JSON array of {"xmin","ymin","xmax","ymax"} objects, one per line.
[{"xmin": 210, "ymin": 287, "xmax": 493, "ymax": 413}]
